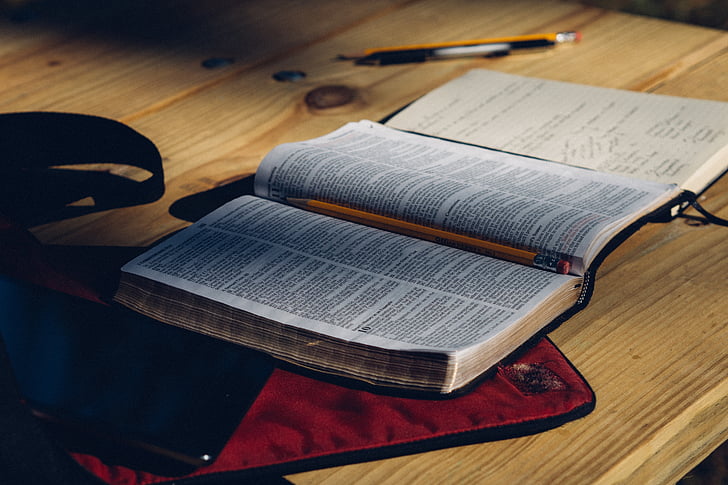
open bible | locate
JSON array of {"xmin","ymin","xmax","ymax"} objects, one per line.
[{"xmin": 115, "ymin": 119, "xmax": 682, "ymax": 394}]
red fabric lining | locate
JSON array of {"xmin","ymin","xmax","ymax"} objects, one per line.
[{"xmin": 71, "ymin": 339, "xmax": 593, "ymax": 485}]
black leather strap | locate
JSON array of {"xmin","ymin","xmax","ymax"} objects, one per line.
[
  {"xmin": 683, "ymin": 191, "xmax": 728, "ymax": 226},
  {"xmin": 0, "ymin": 112, "xmax": 164, "ymax": 226}
]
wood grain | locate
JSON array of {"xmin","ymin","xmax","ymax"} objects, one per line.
[{"xmin": 1, "ymin": 0, "xmax": 725, "ymax": 483}]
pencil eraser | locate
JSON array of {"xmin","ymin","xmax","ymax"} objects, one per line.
[
  {"xmin": 557, "ymin": 260, "xmax": 571, "ymax": 274},
  {"xmin": 575, "ymin": 31, "xmax": 583, "ymax": 42}
]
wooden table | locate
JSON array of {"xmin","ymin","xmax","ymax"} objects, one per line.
[{"xmin": 2, "ymin": 0, "xmax": 726, "ymax": 483}]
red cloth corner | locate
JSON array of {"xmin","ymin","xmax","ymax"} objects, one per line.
[{"xmin": 71, "ymin": 337, "xmax": 593, "ymax": 485}]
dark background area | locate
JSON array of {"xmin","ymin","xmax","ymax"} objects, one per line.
[{"xmin": 582, "ymin": 0, "xmax": 728, "ymax": 30}]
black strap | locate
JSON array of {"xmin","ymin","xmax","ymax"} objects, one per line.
[
  {"xmin": 0, "ymin": 112, "xmax": 164, "ymax": 227},
  {"xmin": 683, "ymin": 191, "xmax": 728, "ymax": 226}
]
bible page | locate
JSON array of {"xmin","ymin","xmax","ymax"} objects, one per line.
[
  {"xmin": 120, "ymin": 196, "xmax": 580, "ymax": 353},
  {"xmin": 254, "ymin": 121, "xmax": 679, "ymax": 274}
]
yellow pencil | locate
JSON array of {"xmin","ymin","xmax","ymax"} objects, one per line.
[
  {"xmin": 287, "ymin": 198, "xmax": 571, "ymax": 274},
  {"xmin": 338, "ymin": 32, "xmax": 581, "ymax": 65},
  {"xmin": 350, "ymin": 32, "xmax": 579, "ymax": 57}
]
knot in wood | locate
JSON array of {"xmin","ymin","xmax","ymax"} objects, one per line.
[{"xmin": 305, "ymin": 85, "xmax": 357, "ymax": 110}]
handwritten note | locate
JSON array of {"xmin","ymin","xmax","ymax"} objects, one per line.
[{"xmin": 387, "ymin": 70, "xmax": 728, "ymax": 193}]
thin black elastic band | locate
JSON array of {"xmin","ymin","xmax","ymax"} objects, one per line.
[{"xmin": 683, "ymin": 191, "xmax": 728, "ymax": 227}]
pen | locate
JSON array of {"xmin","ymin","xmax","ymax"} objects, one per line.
[
  {"xmin": 287, "ymin": 198, "xmax": 571, "ymax": 274},
  {"xmin": 339, "ymin": 31, "xmax": 581, "ymax": 65}
]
